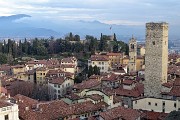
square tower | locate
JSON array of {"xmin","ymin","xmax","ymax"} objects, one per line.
[
  {"xmin": 128, "ymin": 37, "xmax": 137, "ymax": 73},
  {"xmin": 144, "ymin": 22, "xmax": 168, "ymax": 97}
]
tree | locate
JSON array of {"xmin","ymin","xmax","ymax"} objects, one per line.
[
  {"xmin": 2, "ymin": 40, "xmax": 7, "ymax": 53},
  {"xmin": 99, "ymin": 33, "xmax": 108, "ymax": 51},
  {"xmin": 12, "ymin": 41, "xmax": 17, "ymax": 58},
  {"xmin": 88, "ymin": 65, "xmax": 94, "ymax": 77},
  {"xmin": 113, "ymin": 41, "xmax": 119, "ymax": 53},
  {"xmin": 74, "ymin": 34, "xmax": 80, "ymax": 41},
  {"xmin": 37, "ymin": 46, "xmax": 48, "ymax": 56},
  {"xmin": 22, "ymin": 38, "xmax": 28, "ymax": 54},
  {"xmin": 74, "ymin": 74, "xmax": 83, "ymax": 83},
  {"xmin": 113, "ymin": 33, "xmax": 117, "ymax": 41},
  {"xmin": 93, "ymin": 65, "xmax": 100, "ymax": 75},
  {"xmin": 18, "ymin": 40, "xmax": 23, "ymax": 56},
  {"xmin": 165, "ymin": 111, "xmax": 180, "ymax": 120},
  {"xmin": 0, "ymin": 53, "xmax": 7, "ymax": 64}
]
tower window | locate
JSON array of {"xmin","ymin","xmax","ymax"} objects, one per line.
[
  {"xmin": 152, "ymin": 41, "xmax": 155, "ymax": 45},
  {"xmin": 131, "ymin": 44, "xmax": 134, "ymax": 49}
]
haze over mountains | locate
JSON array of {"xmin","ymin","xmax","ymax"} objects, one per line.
[{"xmin": 0, "ymin": 14, "xmax": 179, "ymax": 42}]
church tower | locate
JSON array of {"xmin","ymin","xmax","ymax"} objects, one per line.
[
  {"xmin": 128, "ymin": 36, "xmax": 137, "ymax": 73},
  {"xmin": 144, "ymin": 22, "xmax": 168, "ymax": 97}
]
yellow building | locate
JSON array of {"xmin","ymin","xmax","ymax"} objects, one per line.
[
  {"xmin": 36, "ymin": 67, "xmax": 49, "ymax": 84},
  {"xmin": 137, "ymin": 44, "xmax": 145, "ymax": 56},
  {"xmin": 136, "ymin": 56, "xmax": 144, "ymax": 71},
  {"xmin": 11, "ymin": 65, "xmax": 26, "ymax": 75},
  {"xmin": 122, "ymin": 56, "xmax": 129, "ymax": 65},
  {"xmin": 88, "ymin": 55, "xmax": 110, "ymax": 73},
  {"xmin": 15, "ymin": 72, "xmax": 28, "ymax": 81},
  {"xmin": 122, "ymin": 55, "xmax": 144, "ymax": 72},
  {"xmin": 106, "ymin": 53, "xmax": 123, "ymax": 66}
]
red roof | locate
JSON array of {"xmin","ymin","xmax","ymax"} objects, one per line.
[
  {"xmin": 0, "ymin": 101, "xmax": 12, "ymax": 108},
  {"xmin": 115, "ymin": 83, "xmax": 144, "ymax": 97},
  {"xmin": 90, "ymin": 55, "xmax": 109, "ymax": 61},
  {"xmin": 86, "ymin": 94, "xmax": 103, "ymax": 101},
  {"xmin": 162, "ymin": 82, "xmax": 173, "ymax": 88},
  {"xmin": 100, "ymin": 106, "xmax": 141, "ymax": 120},
  {"xmin": 49, "ymin": 77, "xmax": 65, "ymax": 85},
  {"xmin": 141, "ymin": 111, "xmax": 168, "ymax": 120},
  {"xmin": 122, "ymin": 80, "xmax": 135, "ymax": 85},
  {"xmin": 101, "ymin": 73, "xmax": 120, "ymax": 82},
  {"xmin": 106, "ymin": 52, "xmax": 122, "ymax": 56}
]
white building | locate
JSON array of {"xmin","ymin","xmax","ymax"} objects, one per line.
[
  {"xmin": 133, "ymin": 97, "xmax": 179, "ymax": 113},
  {"xmin": 48, "ymin": 77, "xmax": 74, "ymax": 99},
  {"xmin": 88, "ymin": 55, "xmax": 110, "ymax": 73},
  {"xmin": 0, "ymin": 100, "xmax": 19, "ymax": 120}
]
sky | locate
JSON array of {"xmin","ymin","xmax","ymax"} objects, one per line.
[{"xmin": 0, "ymin": 0, "xmax": 180, "ymax": 26}]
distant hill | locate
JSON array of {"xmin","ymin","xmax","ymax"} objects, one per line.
[{"xmin": 0, "ymin": 14, "xmax": 179, "ymax": 42}]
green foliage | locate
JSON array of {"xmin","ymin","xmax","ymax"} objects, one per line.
[
  {"xmin": 113, "ymin": 33, "xmax": 117, "ymax": 41},
  {"xmin": 93, "ymin": 65, "xmax": 100, "ymax": 75},
  {"xmin": 0, "ymin": 33, "xmax": 129, "ymax": 62},
  {"xmin": 88, "ymin": 65, "xmax": 94, "ymax": 77},
  {"xmin": 74, "ymin": 74, "xmax": 83, "ymax": 83},
  {"xmin": 165, "ymin": 111, "xmax": 180, "ymax": 120},
  {"xmin": 88, "ymin": 65, "xmax": 100, "ymax": 77},
  {"xmin": 0, "ymin": 53, "xmax": 7, "ymax": 64},
  {"xmin": 99, "ymin": 33, "xmax": 108, "ymax": 51}
]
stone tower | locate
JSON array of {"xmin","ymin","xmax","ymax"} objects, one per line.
[
  {"xmin": 128, "ymin": 36, "xmax": 137, "ymax": 73},
  {"xmin": 144, "ymin": 22, "xmax": 168, "ymax": 97}
]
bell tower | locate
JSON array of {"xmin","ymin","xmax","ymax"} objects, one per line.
[{"xmin": 128, "ymin": 36, "xmax": 137, "ymax": 73}]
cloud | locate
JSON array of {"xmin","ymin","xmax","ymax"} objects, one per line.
[
  {"xmin": 0, "ymin": 0, "xmax": 180, "ymax": 25},
  {"xmin": 101, "ymin": 20, "xmax": 144, "ymax": 26}
]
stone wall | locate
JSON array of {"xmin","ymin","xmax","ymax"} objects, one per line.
[{"xmin": 144, "ymin": 22, "xmax": 168, "ymax": 97}]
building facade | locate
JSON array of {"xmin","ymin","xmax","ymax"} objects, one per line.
[
  {"xmin": 144, "ymin": 22, "xmax": 168, "ymax": 97},
  {"xmin": 0, "ymin": 101, "xmax": 19, "ymax": 120}
]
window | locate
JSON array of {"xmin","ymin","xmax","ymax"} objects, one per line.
[
  {"xmin": 54, "ymin": 84, "xmax": 57, "ymax": 87},
  {"xmin": 174, "ymin": 103, "xmax": 177, "ymax": 108},
  {"xmin": 5, "ymin": 115, "xmax": 9, "ymax": 120},
  {"xmin": 135, "ymin": 101, "xmax": 137, "ymax": 104},
  {"xmin": 152, "ymin": 41, "xmax": 155, "ymax": 45},
  {"xmin": 102, "ymin": 62, "xmax": 104, "ymax": 65},
  {"xmin": 102, "ymin": 67, "xmax": 104, "ymax": 70},
  {"xmin": 43, "ymin": 73, "xmax": 45, "ymax": 75},
  {"xmin": 54, "ymin": 89, "xmax": 57, "ymax": 93},
  {"xmin": 40, "ymin": 73, "xmax": 42, "ymax": 75},
  {"xmin": 58, "ymin": 90, "xmax": 60, "ymax": 93},
  {"xmin": 7, "ymin": 107, "xmax": 11, "ymax": 110},
  {"xmin": 58, "ymin": 85, "xmax": 60, "ymax": 88},
  {"xmin": 2, "ymin": 108, "xmax": 6, "ymax": 111},
  {"xmin": 163, "ymin": 102, "xmax": 165, "ymax": 106},
  {"xmin": 155, "ymin": 103, "xmax": 157, "ymax": 106},
  {"xmin": 99, "ymin": 62, "xmax": 101, "ymax": 65},
  {"xmin": 93, "ymin": 62, "xmax": 94, "ymax": 64},
  {"xmin": 148, "ymin": 102, "xmax": 151, "ymax": 105}
]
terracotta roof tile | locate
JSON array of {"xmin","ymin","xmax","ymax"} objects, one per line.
[
  {"xmin": 90, "ymin": 55, "xmax": 109, "ymax": 61},
  {"xmin": 0, "ymin": 100, "xmax": 12, "ymax": 108},
  {"xmin": 49, "ymin": 77, "xmax": 65, "ymax": 85},
  {"xmin": 73, "ymin": 79, "xmax": 101, "ymax": 92},
  {"xmin": 100, "ymin": 106, "xmax": 141, "ymax": 120}
]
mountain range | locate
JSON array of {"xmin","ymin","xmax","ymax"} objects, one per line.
[{"xmin": 0, "ymin": 14, "xmax": 179, "ymax": 42}]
